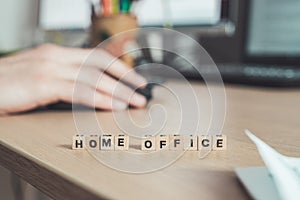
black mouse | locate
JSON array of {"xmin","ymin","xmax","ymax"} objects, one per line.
[{"xmin": 129, "ymin": 83, "xmax": 156, "ymax": 101}]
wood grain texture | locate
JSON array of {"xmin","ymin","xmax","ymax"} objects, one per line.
[{"xmin": 1, "ymin": 80, "xmax": 300, "ymax": 200}]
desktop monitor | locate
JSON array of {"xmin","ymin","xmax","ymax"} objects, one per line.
[
  {"xmin": 146, "ymin": 0, "xmax": 300, "ymax": 87},
  {"xmin": 244, "ymin": 0, "xmax": 300, "ymax": 65}
]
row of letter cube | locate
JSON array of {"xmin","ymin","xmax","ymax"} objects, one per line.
[
  {"xmin": 72, "ymin": 134, "xmax": 226, "ymax": 151},
  {"xmin": 142, "ymin": 135, "xmax": 226, "ymax": 151},
  {"xmin": 72, "ymin": 134, "xmax": 129, "ymax": 150}
]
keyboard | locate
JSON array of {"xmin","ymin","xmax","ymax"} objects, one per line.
[
  {"xmin": 136, "ymin": 56, "xmax": 300, "ymax": 87},
  {"xmin": 183, "ymin": 64, "xmax": 300, "ymax": 87}
]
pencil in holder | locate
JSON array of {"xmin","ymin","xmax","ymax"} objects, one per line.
[{"xmin": 91, "ymin": 13, "xmax": 138, "ymax": 67}]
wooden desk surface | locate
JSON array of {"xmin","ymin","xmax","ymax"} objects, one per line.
[{"xmin": 1, "ymin": 81, "xmax": 300, "ymax": 200}]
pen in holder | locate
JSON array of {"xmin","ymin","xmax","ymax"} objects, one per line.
[{"xmin": 91, "ymin": 9, "xmax": 138, "ymax": 67}]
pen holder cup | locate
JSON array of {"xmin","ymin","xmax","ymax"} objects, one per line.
[{"xmin": 90, "ymin": 14, "xmax": 138, "ymax": 67}]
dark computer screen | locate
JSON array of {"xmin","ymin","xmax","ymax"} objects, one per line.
[{"xmin": 247, "ymin": 0, "xmax": 300, "ymax": 57}]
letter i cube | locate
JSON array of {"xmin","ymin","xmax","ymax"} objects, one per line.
[{"xmin": 183, "ymin": 135, "xmax": 198, "ymax": 151}]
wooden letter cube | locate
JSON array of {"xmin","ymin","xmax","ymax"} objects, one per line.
[
  {"xmin": 115, "ymin": 135, "xmax": 129, "ymax": 151},
  {"xmin": 85, "ymin": 134, "xmax": 100, "ymax": 150},
  {"xmin": 72, "ymin": 134, "xmax": 86, "ymax": 150},
  {"xmin": 212, "ymin": 135, "xmax": 227, "ymax": 150},
  {"xmin": 100, "ymin": 135, "xmax": 114, "ymax": 150},
  {"xmin": 183, "ymin": 135, "xmax": 198, "ymax": 151},
  {"xmin": 156, "ymin": 135, "xmax": 170, "ymax": 150},
  {"xmin": 170, "ymin": 135, "xmax": 184, "ymax": 150},
  {"xmin": 141, "ymin": 136, "xmax": 156, "ymax": 151},
  {"xmin": 198, "ymin": 135, "xmax": 212, "ymax": 151}
]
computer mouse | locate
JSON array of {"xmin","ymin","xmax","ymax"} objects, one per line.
[{"xmin": 130, "ymin": 82, "xmax": 155, "ymax": 101}]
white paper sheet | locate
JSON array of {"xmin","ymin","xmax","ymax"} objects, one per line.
[
  {"xmin": 245, "ymin": 130, "xmax": 300, "ymax": 200},
  {"xmin": 132, "ymin": 0, "xmax": 221, "ymax": 26}
]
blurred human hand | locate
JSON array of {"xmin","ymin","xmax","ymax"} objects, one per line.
[{"xmin": 0, "ymin": 44, "xmax": 147, "ymax": 115}]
